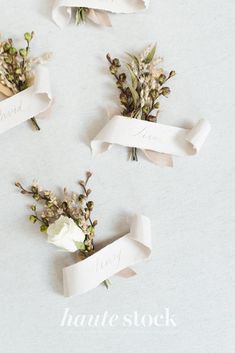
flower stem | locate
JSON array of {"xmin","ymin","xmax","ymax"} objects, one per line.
[
  {"xmin": 30, "ymin": 117, "xmax": 40, "ymax": 131},
  {"xmin": 131, "ymin": 147, "xmax": 138, "ymax": 161},
  {"xmin": 103, "ymin": 279, "xmax": 111, "ymax": 289}
]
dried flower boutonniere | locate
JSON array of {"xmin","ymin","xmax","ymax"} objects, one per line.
[
  {"xmin": 92, "ymin": 45, "xmax": 210, "ymax": 166},
  {"xmin": 15, "ymin": 172, "xmax": 152, "ymax": 297},
  {"xmin": 16, "ymin": 172, "xmax": 111, "ymax": 290},
  {"xmin": 107, "ymin": 45, "xmax": 176, "ymax": 161},
  {"xmin": 0, "ymin": 32, "xmax": 52, "ymax": 131},
  {"xmin": 15, "ymin": 171, "xmax": 97, "ymax": 254}
]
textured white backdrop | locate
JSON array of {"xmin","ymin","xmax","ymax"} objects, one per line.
[{"xmin": 0, "ymin": 1, "xmax": 235, "ymax": 352}]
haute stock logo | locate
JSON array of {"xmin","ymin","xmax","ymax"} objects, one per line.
[{"xmin": 60, "ymin": 308, "xmax": 177, "ymax": 328}]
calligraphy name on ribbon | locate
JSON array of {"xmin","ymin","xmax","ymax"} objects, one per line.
[
  {"xmin": 0, "ymin": 103, "xmax": 24, "ymax": 122},
  {"xmin": 96, "ymin": 249, "xmax": 122, "ymax": 273}
]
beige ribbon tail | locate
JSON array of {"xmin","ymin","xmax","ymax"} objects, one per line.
[
  {"xmin": 116, "ymin": 268, "xmax": 137, "ymax": 278},
  {"xmin": 143, "ymin": 150, "xmax": 173, "ymax": 167},
  {"xmin": 87, "ymin": 9, "xmax": 112, "ymax": 26}
]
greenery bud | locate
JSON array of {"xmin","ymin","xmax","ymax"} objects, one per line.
[
  {"xmin": 159, "ymin": 74, "xmax": 166, "ymax": 85},
  {"xmin": 87, "ymin": 201, "xmax": 94, "ymax": 210},
  {"xmin": 169, "ymin": 70, "xmax": 176, "ymax": 77},
  {"xmin": 161, "ymin": 87, "xmax": 171, "ymax": 96},
  {"xmin": 24, "ymin": 32, "xmax": 32, "ymax": 42},
  {"xmin": 40, "ymin": 225, "xmax": 48, "ymax": 233},
  {"xmin": 9, "ymin": 47, "xmax": 17, "ymax": 55},
  {"xmin": 3, "ymin": 42, "xmax": 10, "ymax": 52},
  {"xmin": 19, "ymin": 48, "xmax": 27, "ymax": 57},
  {"xmin": 29, "ymin": 215, "xmax": 37, "ymax": 223},
  {"xmin": 113, "ymin": 58, "xmax": 120, "ymax": 67}
]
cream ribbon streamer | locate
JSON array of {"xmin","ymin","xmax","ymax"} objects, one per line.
[
  {"xmin": 91, "ymin": 116, "xmax": 211, "ymax": 166},
  {"xmin": 0, "ymin": 66, "xmax": 52, "ymax": 134},
  {"xmin": 52, "ymin": 0, "xmax": 150, "ymax": 28},
  {"xmin": 63, "ymin": 214, "xmax": 151, "ymax": 297}
]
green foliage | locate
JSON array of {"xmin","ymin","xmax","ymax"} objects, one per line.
[{"xmin": 75, "ymin": 7, "xmax": 89, "ymax": 25}]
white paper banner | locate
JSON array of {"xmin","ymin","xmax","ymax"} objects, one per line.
[
  {"xmin": 52, "ymin": 0, "xmax": 150, "ymax": 28},
  {"xmin": 0, "ymin": 66, "xmax": 52, "ymax": 134},
  {"xmin": 63, "ymin": 214, "xmax": 151, "ymax": 297},
  {"xmin": 91, "ymin": 116, "xmax": 211, "ymax": 166}
]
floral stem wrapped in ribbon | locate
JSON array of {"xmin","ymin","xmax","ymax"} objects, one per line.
[
  {"xmin": 91, "ymin": 45, "xmax": 211, "ymax": 166},
  {"xmin": 52, "ymin": 0, "xmax": 150, "ymax": 28},
  {"xmin": 0, "ymin": 32, "xmax": 52, "ymax": 134},
  {"xmin": 15, "ymin": 172, "xmax": 151, "ymax": 296},
  {"xmin": 107, "ymin": 45, "xmax": 175, "ymax": 162}
]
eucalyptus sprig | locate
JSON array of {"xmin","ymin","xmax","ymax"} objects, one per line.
[{"xmin": 106, "ymin": 45, "xmax": 176, "ymax": 161}]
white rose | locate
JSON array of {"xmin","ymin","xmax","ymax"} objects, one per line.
[{"xmin": 47, "ymin": 216, "xmax": 85, "ymax": 252}]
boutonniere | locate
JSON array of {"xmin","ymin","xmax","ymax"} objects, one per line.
[
  {"xmin": 0, "ymin": 32, "xmax": 52, "ymax": 134},
  {"xmin": 15, "ymin": 172, "xmax": 151, "ymax": 297},
  {"xmin": 91, "ymin": 45, "xmax": 211, "ymax": 167},
  {"xmin": 52, "ymin": 0, "xmax": 150, "ymax": 28}
]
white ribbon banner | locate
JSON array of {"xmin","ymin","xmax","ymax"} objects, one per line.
[
  {"xmin": 91, "ymin": 116, "xmax": 211, "ymax": 166},
  {"xmin": 63, "ymin": 214, "xmax": 151, "ymax": 297},
  {"xmin": 0, "ymin": 66, "xmax": 52, "ymax": 134},
  {"xmin": 52, "ymin": 0, "xmax": 150, "ymax": 28}
]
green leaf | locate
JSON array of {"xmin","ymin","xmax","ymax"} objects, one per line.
[
  {"xmin": 75, "ymin": 9, "xmax": 81, "ymax": 25},
  {"xmin": 144, "ymin": 45, "xmax": 156, "ymax": 64},
  {"xmin": 75, "ymin": 7, "xmax": 88, "ymax": 25},
  {"xmin": 126, "ymin": 63, "xmax": 139, "ymax": 106},
  {"xmin": 126, "ymin": 64, "xmax": 138, "ymax": 90},
  {"xmin": 74, "ymin": 241, "xmax": 86, "ymax": 251},
  {"xmin": 129, "ymin": 85, "xmax": 139, "ymax": 106},
  {"xmin": 126, "ymin": 53, "xmax": 140, "ymax": 70}
]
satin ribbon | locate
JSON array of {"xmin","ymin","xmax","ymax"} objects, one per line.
[
  {"xmin": 0, "ymin": 66, "xmax": 52, "ymax": 134},
  {"xmin": 52, "ymin": 0, "xmax": 150, "ymax": 28},
  {"xmin": 91, "ymin": 116, "xmax": 211, "ymax": 167},
  {"xmin": 63, "ymin": 214, "xmax": 151, "ymax": 297},
  {"xmin": 86, "ymin": 8, "xmax": 112, "ymax": 27}
]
